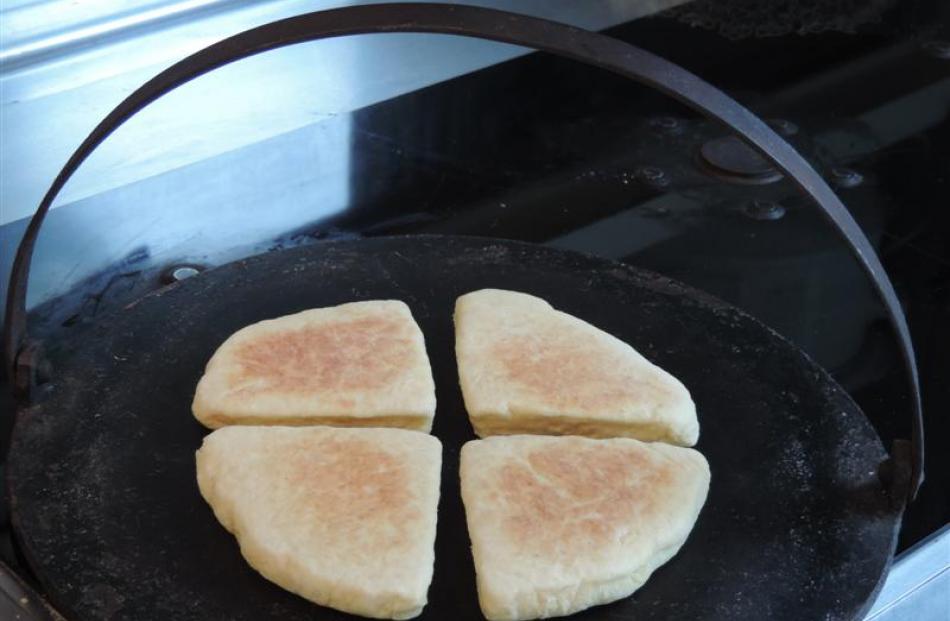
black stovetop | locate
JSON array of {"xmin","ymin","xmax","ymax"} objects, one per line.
[{"xmin": 306, "ymin": 13, "xmax": 950, "ymax": 550}]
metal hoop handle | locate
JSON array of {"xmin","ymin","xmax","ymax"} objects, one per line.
[{"xmin": 2, "ymin": 2, "xmax": 923, "ymax": 500}]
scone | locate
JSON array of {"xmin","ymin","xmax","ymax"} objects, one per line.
[
  {"xmin": 196, "ymin": 426, "xmax": 442, "ymax": 620},
  {"xmin": 454, "ymin": 289, "xmax": 698, "ymax": 445},
  {"xmin": 193, "ymin": 300, "xmax": 436, "ymax": 431},
  {"xmin": 460, "ymin": 435, "xmax": 710, "ymax": 621}
]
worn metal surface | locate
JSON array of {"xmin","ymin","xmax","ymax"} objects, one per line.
[
  {"xmin": 0, "ymin": 560, "xmax": 64, "ymax": 620},
  {"xmin": 2, "ymin": 2, "xmax": 923, "ymax": 498},
  {"xmin": 865, "ymin": 524, "xmax": 950, "ymax": 620},
  {"xmin": 7, "ymin": 236, "xmax": 902, "ymax": 620}
]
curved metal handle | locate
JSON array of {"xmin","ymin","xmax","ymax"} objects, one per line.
[{"xmin": 2, "ymin": 2, "xmax": 923, "ymax": 500}]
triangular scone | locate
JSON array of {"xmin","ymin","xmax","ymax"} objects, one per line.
[
  {"xmin": 460, "ymin": 435, "xmax": 709, "ymax": 621},
  {"xmin": 193, "ymin": 300, "xmax": 436, "ymax": 431},
  {"xmin": 196, "ymin": 426, "xmax": 442, "ymax": 620},
  {"xmin": 455, "ymin": 289, "xmax": 698, "ymax": 445}
]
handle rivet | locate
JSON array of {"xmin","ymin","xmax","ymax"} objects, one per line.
[
  {"xmin": 699, "ymin": 136, "xmax": 783, "ymax": 185},
  {"xmin": 830, "ymin": 167, "xmax": 864, "ymax": 189}
]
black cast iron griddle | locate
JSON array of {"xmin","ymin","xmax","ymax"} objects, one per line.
[{"xmin": 8, "ymin": 236, "xmax": 900, "ymax": 621}]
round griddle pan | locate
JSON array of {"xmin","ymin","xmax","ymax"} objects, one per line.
[
  {"xmin": 3, "ymin": 4, "xmax": 924, "ymax": 620},
  {"xmin": 7, "ymin": 236, "xmax": 904, "ymax": 620}
]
